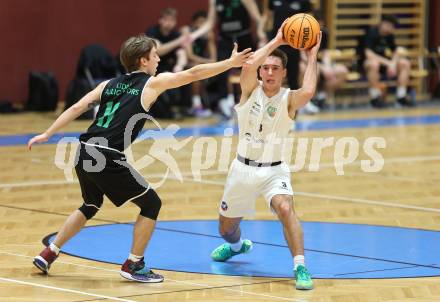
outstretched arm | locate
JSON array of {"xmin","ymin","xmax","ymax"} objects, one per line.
[
  {"xmin": 27, "ymin": 81, "xmax": 108, "ymax": 150},
  {"xmin": 240, "ymin": 21, "xmax": 287, "ymax": 101},
  {"xmin": 288, "ymin": 32, "xmax": 322, "ymax": 117},
  {"xmin": 143, "ymin": 43, "xmax": 252, "ymax": 108}
]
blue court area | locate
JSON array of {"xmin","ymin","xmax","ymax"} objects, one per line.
[
  {"xmin": 3, "ymin": 114, "xmax": 440, "ymax": 147},
  {"xmin": 46, "ymin": 220, "xmax": 440, "ymax": 279}
]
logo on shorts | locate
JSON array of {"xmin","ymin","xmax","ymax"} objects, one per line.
[
  {"xmin": 281, "ymin": 182, "xmax": 288, "ymax": 189},
  {"xmin": 221, "ymin": 201, "xmax": 228, "ymax": 211}
]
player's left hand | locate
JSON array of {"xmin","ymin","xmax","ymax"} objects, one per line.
[
  {"xmin": 28, "ymin": 133, "xmax": 49, "ymax": 150},
  {"xmin": 229, "ymin": 43, "xmax": 254, "ymax": 67},
  {"xmin": 304, "ymin": 31, "xmax": 322, "ymax": 59}
]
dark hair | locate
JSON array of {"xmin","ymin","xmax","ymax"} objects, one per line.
[
  {"xmin": 314, "ymin": 10, "xmax": 324, "ymax": 22},
  {"xmin": 381, "ymin": 14, "xmax": 398, "ymax": 26},
  {"xmin": 161, "ymin": 7, "xmax": 177, "ymax": 18},
  {"xmin": 269, "ymin": 48, "xmax": 288, "ymax": 68},
  {"xmin": 192, "ymin": 10, "xmax": 207, "ymax": 21},
  {"xmin": 119, "ymin": 34, "xmax": 157, "ymax": 73}
]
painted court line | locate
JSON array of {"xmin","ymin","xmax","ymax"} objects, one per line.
[
  {"xmin": 291, "ymin": 154, "xmax": 440, "ymax": 170},
  {"xmin": 344, "ymin": 171, "xmax": 436, "ymax": 184},
  {"xmin": 0, "ymin": 276, "xmax": 137, "ymax": 302},
  {"xmin": 0, "ymin": 179, "xmax": 77, "ymax": 189},
  {"xmin": 172, "ymin": 176, "xmax": 440, "ymax": 214},
  {"xmin": 295, "ymin": 191, "xmax": 440, "ymax": 213},
  {"xmin": 0, "ymin": 250, "xmax": 118, "ymax": 273},
  {"xmin": 1, "ymin": 177, "xmax": 439, "ymax": 215},
  {"xmin": 3, "ymin": 243, "xmax": 43, "ymax": 247},
  {"xmin": 173, "ymin": 175, "xmax": 440, "ymax": 213},
  {"xmin": 0, "ymin": 250, "xmax": 303, "ymax": 302},
  {"xmin": 3, "ymin": 153, "xmax": 440, "ymax": 190},
  {"xmin": 1, "ymin": 154, "xmax": 438, "ymax": 214}
]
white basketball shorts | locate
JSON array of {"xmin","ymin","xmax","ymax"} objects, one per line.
[{"xmin": 219, "ymin": 158, "xmax": 293, "ymax": 217}]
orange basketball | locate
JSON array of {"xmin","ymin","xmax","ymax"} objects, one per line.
[{"xmin": 283, "ymin": 13, "xmax": 320, "ymax": 50}]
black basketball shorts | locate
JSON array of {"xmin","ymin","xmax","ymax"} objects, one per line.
[{"xmin": 75, "ymin": 144, "xmax": 150, "ymax": 208}]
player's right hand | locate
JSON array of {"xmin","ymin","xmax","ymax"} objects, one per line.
[
  {"xmin": 275, "ymin": 20, "xmax": 289, "ymax": 46},
  {"xmin": 28, "ymin": 133, "xmax": 49, "ymax": 150},
  {"xmin": 229, "ymin": 43, "xmax": 253, "ymax": 67}
]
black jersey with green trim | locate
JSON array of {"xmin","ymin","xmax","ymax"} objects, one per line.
[
  {"xmin": 79, "ymin": 72, "xmax": 150, "ymax": 152},
  {"xmin": 216, "ymin": 0, "xmax": 251, "ymax": 36}
]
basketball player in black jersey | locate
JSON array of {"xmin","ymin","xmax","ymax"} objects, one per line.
[{"xmin": 28, "ymin": 34, "xmax": 252, "ymax": 283}]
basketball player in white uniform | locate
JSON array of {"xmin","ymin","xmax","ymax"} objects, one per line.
[{"xmin": 211, "ymin": 24, "xmax": 321, "ymax": 290}]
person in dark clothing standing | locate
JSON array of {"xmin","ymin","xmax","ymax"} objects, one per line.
[
  {"xmin": 359, "ymin": 15, "xmax": 414, "ymax": 108},
  {"xmin": 205, "ymin": 0, "xmax": 267, "ymax": 119},
  {"xmin": 28, "ymin": 34, "xmax": 252, "ymax": 283}
]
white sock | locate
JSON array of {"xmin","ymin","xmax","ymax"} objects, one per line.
[
  {"xmin": 230, "ymin": 239, "xmax": 243, "ymax": 252},
  {"xmin": 369, "ymin": 88, "xmax": 381, "ymax": 99},
  {"xmin": 226, "ymin": 93, "xmax": 235, "ymax": 106},
  {"xmin": 128, "ymin": 253, "xmax": 143, "ymax": 262},
  {"xmin": 192, "ymin": 95, "xmax": 202, "ymax": 108},
  {"xmin": 294, "ymin": 255, "xmax": 305, "ymax": 270},
  {"xmin": 397, "ymin": 86, "xmax": 407, "ymax": 98},
  {"xmin": 317, "ymin": 91, "xmax": 326, "ymax": 100},
  {"xmin": 49, "ymin": 243, "xmax": 60, "ymax": 255}
]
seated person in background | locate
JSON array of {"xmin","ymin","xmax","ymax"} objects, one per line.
[
  {"xmin": 359, "ymin": 15, "xmax": 414, "ymax": 108},
  {"xmin": 146, "ymin": 8, "xmax": 188, "ymax": 74},
  {"xmin": 185, "ymin": 10, "xmax": 217, "ymax": 118}
]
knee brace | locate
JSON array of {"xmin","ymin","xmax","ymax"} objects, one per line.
[
  {"xmin": 78, "ymin": 202, "xmax": 101, "ymax": 220},
  {"xmin": 131, "ymin": 189, "xmax": 162, "ymax": 220}
]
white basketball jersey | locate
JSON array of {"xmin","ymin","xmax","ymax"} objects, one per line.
[{"xmin": 235, "ymin": 82, "xmax": 293, "ymax": 162}]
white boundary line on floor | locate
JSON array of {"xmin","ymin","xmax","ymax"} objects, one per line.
[
  {"xmin": 1, "ymin": 155, "xmax": 439, "ymax": 214},
  {"xmin": 169, "ymin": 176, "xmax": 440, "ymax": 214},
  {"xmin": 0, "ymin": 276, "xmax": 137, "ymax": 302},
  {"xmin": 0, "ymin": 155, "xmax": 440, "ymax": 189},
  {"xmin": 3, "ymin": 153, "xmax": 439, "ymax": 190},
  {"xmin": 342, "ymin": 171, "xmax": 437, "ymax": 184},
  {"xmin": 1, "ymin": 179, "xmax": 439, "ymax": 215},
  {"xmin": 0, "ymin": 250, "xmax": 305, "ymax": 302},
  {"xmin": 294, "ymin": 191, "xmax": 440, "ymax": 213}
]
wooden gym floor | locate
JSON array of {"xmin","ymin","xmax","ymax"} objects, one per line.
[{"xmin": 0, "ymin": 105, "xmax": 440, "ymax": 302}]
